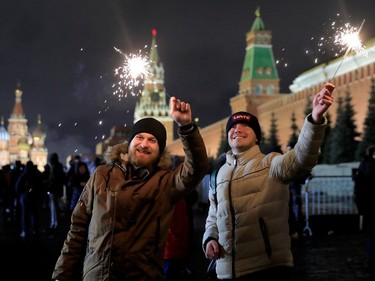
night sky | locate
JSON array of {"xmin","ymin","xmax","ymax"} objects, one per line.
[{"xmin": 1, "ymin": 0, "xmax": 374, "ymax": 161}]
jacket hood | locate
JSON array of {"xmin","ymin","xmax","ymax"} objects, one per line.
[{"xmin": 103, "ymin": 141, "xmax": 172, "ymax": 170}]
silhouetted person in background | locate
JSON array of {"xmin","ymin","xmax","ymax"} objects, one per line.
[
  {"xmin": 164, "ymin": 194, "xmax": 197, "ymax": 281},
  {"xmin": 285, "ymin": 142, "xmax": 310, "ymax": 239},
  {"xmin": 15, "ymin": 160, "xmax": 43, "ymax": 239},
  {"xmin": 164, "ymin": 156, "xmax": 198, "ymax": 281},
  {"xmin": 66, "ymin": 155, "xmax": 84, "ymax": 207},
  {"xmin": 0, "ymin": 164, "xmax": 12, "ymax": 224},
  {"xmin": 354, "ymin": 144, "xmax": 375, "ymax": 277},
  {"xmin": 68, "ymin": 160, "xmax": 90, "ymax": 213},
  {"xmin": 41, "ymin": 164, "xmax": 51, "ymax": 210},
  {"xmin": 47, "ymin": 152, "xmax": 67, "ymax": 232},
  {"xmin": 10, "ymin": 160, "xmax": 24, "ymax": 224}
]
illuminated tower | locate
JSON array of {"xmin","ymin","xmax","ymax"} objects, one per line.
[
  {"xmin": 7, "ymin": 82, "xmax": 30, "ymax": 164},
  {"xmin": 30, "ymin": 114, "xmax": 48, "ymax": 171},
  {"xmin": 230, "ymin": 7, "xmax": 280, "ymax": 116},
  {"xmin": 134, "ymin": 29, "xmax": 174, "ymax": 144}
]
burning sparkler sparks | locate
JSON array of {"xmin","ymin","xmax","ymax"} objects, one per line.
[
  {"xmin": 330, "ymin": 19, "xmax": 366, "ymax": 80},
  {"xmin": 113, "ymin": 47, "xmax": 152, "ymax": 99},
  {"xmin": 333, "ymin": 20, "xmax": 366, "ymax": 55},
  {"xmin": 301, "ymin": 13, "xmax": 368, "ymax": 71}
]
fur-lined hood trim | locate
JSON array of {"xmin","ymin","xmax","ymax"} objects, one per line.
[{"xmin": 103, "ymin": 142, "xmax": 173, "ymax": 170}]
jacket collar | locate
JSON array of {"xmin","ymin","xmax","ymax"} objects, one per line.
[
  {"xmin": 227, "ymin": 145, "xmax": 262, "ymax": 166},
  {"xmin": 103, "ymin": 142, "xmax": 173, "ymax": 171}
]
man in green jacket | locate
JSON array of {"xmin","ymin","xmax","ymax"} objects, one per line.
[
  {"xmin": 203, "ymin": 84, "xmax": 335, "ymax": 281},
  {"xmin": 52, "ymin": 96, "xmax": 209, "ymax": 281}
]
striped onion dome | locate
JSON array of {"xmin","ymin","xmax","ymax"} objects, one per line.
[{"xmin": 0, "ymin": 116, "xmax": 10, "ymax": 141}]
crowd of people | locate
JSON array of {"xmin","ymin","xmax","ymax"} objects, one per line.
[
  {"xmin": 0, "ymin": 153, "xmax": 100, "ymax": 241},
  {"xmin": 2, "ymin": 85, "xmax": 374, "ymax": 280}
]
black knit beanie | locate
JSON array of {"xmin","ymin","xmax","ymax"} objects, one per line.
[
  {"xmin": 226, "ymin": 111, "xmax": 261, "ymax": 142},
  {"xmin": 128, "ymin": 118, "xmax": 167, "ymax": 152}
]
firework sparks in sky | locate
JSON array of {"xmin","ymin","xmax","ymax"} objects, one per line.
[{"xmin": 113, "ymin": 47, "xmax": 152, "ymax": 99}]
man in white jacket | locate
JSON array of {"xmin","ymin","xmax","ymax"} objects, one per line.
[{"xmin": 203, "ymin": 84, "xmax": 335, "ymax": 281}]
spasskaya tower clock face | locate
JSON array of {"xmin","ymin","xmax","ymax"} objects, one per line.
[{"xmin": 151, "ymin": 91, "xmax": 160, "ymax": 102}]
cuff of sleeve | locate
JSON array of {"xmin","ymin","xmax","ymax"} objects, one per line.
[
  {"xmin": 307, "ymin": 113, "xmax": 326, "ymax": 125},
  {"xmin": 203, "ymin": 236, "xmax": 218, "ymax": 251},
  {"xmin": 179, "ymin": 123, "xmax": 195, "ymax": 133}
]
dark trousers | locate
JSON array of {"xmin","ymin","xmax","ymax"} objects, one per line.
[
  {"xmin": 221, "ymin": 266, "xmax": 291, "ymax": 281},
  {"xmin": 366, "ymin": 213, "xmax": 375, "ymax": 274},
  {"xmin": 164, "ymin": 259, "xmax": 193, "ymax": 281}
]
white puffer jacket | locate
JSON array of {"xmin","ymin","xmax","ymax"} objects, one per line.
[{"xmin": 203, "ymin": 114, "xmax": 327, "ymax": 280}]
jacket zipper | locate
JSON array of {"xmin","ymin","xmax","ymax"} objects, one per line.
[{"xmin": 229, "ymin": 155, "xmax": 237, "ymax": 278}]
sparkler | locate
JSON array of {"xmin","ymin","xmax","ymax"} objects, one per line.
[
  {"xmin": 113, "ymin": 41, "xmax": 172, "ymax": 100},
  {"xmin": 330, "ymin": 19, "xmax": 366, "ymax": 81},
  {"xmin": 113, "ymin": 47, "xmax": 152, "ymax": 98}
]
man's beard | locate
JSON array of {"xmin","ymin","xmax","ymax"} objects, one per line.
[
  {"xmin": 131, "ymin": 157, "xmax": 153, "ymax": 168},
  {"xmin": 128, "ymin": 150, "xmax": 158, "ymax": 169}
]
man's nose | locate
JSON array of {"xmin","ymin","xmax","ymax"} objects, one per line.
[{"xmin": 140, "ymin": 139, "xmax": 149, "ymax": 147}]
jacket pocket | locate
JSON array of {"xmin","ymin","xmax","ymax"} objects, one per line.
[{"xmin": 259, "ymin": 217, "xmax": 272, "ymax": 258}]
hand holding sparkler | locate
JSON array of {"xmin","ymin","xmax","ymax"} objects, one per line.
[
  {"xmin": 311, "ymin": 83, "xmax": 335, "ymax": 124},
  {"xmin": 170, "ymin": 97, "xmax": 192, "ymax": 127}
]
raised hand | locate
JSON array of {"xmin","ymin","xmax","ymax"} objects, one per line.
[{"xmin": 169, "ymin": 96, "xmax": 192, "ymax": 126}]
